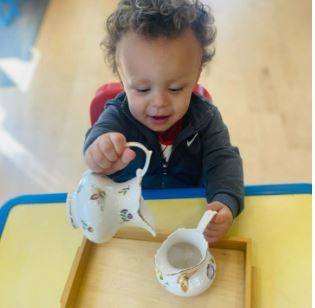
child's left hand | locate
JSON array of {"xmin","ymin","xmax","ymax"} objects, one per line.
[{"xmin": 203, "ymin": 201, "xmax": 233, "ymax": 243}]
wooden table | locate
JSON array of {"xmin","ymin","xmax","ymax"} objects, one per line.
[{"xmin": 0, "ymin": 184, "xmax": 311, "ymax": 308}]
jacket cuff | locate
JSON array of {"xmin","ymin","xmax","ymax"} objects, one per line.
[{"xmin": 211, "ymin": 193, "xmax": 239, "ymax": 218}]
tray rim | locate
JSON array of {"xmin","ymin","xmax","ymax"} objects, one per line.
[{"xmin": 61, "ymin": 229, "xmax": 252, "ymax": 308}]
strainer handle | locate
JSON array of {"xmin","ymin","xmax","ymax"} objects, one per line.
[{"xmin": 196, "ymin": 210, "xmax": 217, "ymax": 233}]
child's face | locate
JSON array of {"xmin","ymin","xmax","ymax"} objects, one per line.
[{"xmin": 116, "ymin": 29, "xmax": 203, "ymax": 132}]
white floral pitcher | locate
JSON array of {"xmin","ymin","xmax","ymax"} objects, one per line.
[{"xmin": 66, "ymin": 142, "xmax": 156, "ymax": 243}]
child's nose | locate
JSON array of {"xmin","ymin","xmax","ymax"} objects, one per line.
[{"xmin": 151, "ymin": 91, "xmax": 169, "ymax": 108}]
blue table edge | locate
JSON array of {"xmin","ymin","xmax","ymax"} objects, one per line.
[{"xmin": 0, "ymin": 183, "xmax": 312, "ymax": 237}]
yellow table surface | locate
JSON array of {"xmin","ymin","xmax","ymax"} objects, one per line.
[{"xmin": 0, "ymin": 193, "xmax": 311, "ymax": 308}]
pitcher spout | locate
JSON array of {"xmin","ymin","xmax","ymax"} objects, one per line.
[
  {"xmin": 124, "ymin": 196, "xmax": 156, "ymax": 237},
  {"xmin": 138, "ymin": 196, "xmax": 156, "ymax": 236}
]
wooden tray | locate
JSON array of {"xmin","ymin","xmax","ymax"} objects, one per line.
[{"xmin": 61, "ymin": 229, "xmax": 252, "ymax": 308}]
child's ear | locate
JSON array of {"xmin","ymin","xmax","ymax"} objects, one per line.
[
  {"xmin": 198, "ymin": 66, "xmax": 203, "ymax": 79},
  {"xmin": 195, "ymin": 66, "xmax": 202, "ymax": 85},
  {"xmin": 116, "ymin": 72, "xmax": 124, "ymax": 89}
]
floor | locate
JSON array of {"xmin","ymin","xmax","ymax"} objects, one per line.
[{"xmin": 0, "ymin": 0, "xmax": 311, "ymax": 205}]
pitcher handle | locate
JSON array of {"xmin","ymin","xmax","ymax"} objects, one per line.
[
  {"xmin": 126, "ymin": 142, "xmax": 152, "ymax": 177},
  {"xmin": 196, "ymin": 210, "xmax": 217, "ymax": 233}
]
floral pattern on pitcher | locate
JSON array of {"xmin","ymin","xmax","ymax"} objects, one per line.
[
  {"xmin": 156, "ymin": 269, "xmax": 163, "ymax": 281},
  {"xmin": 177, "ymin": 274, "xmax": 189, "ymax": 292},
  {"xmin": 81, "ymin": 219, "xmax": 94, "ymax": 233},
  {"xmin": 118, "ymin": 185, "xmax": 130, "ymax": 195},
  {"xmin": 207, "ymin": 257, "xmax": 216, "ymax": 280},
  {"xmin": 177, "ymin": 268, "xmax": 199, "ymax": 293},
  {"xmin": 90, "ymin": 186, "xmax": 106, "ymax": 211},
  {"xmin": 120, "ymin": 209, "xmax": 133, "ymax": 222},
  {"xmin": 156, "ymin": 269, "xmax": 168, "ymax": 287}
]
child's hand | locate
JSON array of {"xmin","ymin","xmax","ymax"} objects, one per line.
[
  {"xmin": 84, "ymin": 132, "xmax": 136, "ymax": 174},
  {"xmin": 203, "ymin": 201, "xmax": 233, "ymax": 243}
]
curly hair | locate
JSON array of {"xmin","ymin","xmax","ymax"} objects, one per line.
[{"xmin": 101, "ymin": 0, "xmax": 217, "ymax": 74}]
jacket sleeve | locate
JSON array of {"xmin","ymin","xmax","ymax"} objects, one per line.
[{"xmin": 201, "ymin": 106, "xmax": 244, "ymax": 217}]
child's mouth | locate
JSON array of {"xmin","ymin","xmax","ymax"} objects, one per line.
[
  {"xmin": 151, "ymin": 116, "xmax": 169, "ymax": 120},
  {"xmin": 149, "ymin": 115, "xmax": 170, "ymax": 126}
]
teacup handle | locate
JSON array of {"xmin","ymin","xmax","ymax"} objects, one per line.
[
  {"xmin": 196, "ymin": 210, "xmax": 217, "ymax": 233},
  {"xmin": 126, "ymin": 142, "xmax": 152, "ymax": 177}
]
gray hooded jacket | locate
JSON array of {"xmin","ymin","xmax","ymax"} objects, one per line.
[{"xmin": 84, "ymin": 92, "xmax": 244, "ymax": 217}]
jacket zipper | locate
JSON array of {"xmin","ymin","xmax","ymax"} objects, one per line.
[
  {"xmin": 161, "ymin": 156, "xmax": 168, "ymax": 188},
  {"xmin": 160, "ymin": 130, "xmax": 199, "ymax": 188}
]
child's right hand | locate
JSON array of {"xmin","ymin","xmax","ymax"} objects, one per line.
[{"xmin": 84, "ymin": 132, "xmax": 136, "ymax": 175}]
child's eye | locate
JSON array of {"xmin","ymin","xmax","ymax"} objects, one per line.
[
  {"xmin": 169, "ymin": 88, "xmax": 183, "ymax": 92},
  {"xmin": 136, "ymin": 88, "xmax": 150, "ymax": 93}
]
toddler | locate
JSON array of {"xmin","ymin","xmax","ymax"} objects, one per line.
[{"xmin": 84, "ymin": 0, "xmax": 244, "ymax": 243}]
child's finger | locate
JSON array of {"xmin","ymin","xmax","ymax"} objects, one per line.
[
  {"xmin": 204, "ymin": 228, "xmax": 221, "ymax": 238},
  {"xmin": 121, "ymin": 148, "xmax": 136, "ymax": 164},
  {"xmin": 84, "ymin": 151, "xmax": 106, "ymax": 173},
  {"xmin": 204, "ymin": 233, "xmax": 221, "ymax": 244},
  {"xmin": 211, "ymin": 213, "xmax": 228, "ymax": 224},
  {"xmin": 109, "ymin": 132, "xmax": 128, "ymax": 156},
  {"xmin": 86, "ymin": 146, "xmax": 112, "ymax": 170},
  {"xmin": 98, "ymin": 139, "xmax": 119, "ymax": 163},
  {"xmin": 110, "ymin": 148, "xmax": 136, "ymax": 172},
  {"xmin": 207, "ymin": 202, "xmax": 223, "ymax": 212}
]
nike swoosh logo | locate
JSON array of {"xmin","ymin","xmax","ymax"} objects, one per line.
[{"xmin": 186, "ymin": 133, "xmax": 198, "ymax": 147}]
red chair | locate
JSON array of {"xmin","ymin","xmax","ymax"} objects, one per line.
[{"xmin": 90, "ymin": 82, "xmax": 212, "ymax": 125}]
